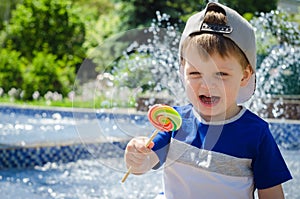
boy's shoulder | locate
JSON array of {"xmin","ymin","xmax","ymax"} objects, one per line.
[{"xmin": 242, "ymin": 108, "xmax": 269, "ymax": 128}]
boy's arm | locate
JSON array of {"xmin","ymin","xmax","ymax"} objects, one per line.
[
  {"xmin": 258, "ymin": 184, "xmax": 285, "ymax": 199},
  {"xmin": 124, "ymin": 136, "xmax": 159, "ymax": 175}
]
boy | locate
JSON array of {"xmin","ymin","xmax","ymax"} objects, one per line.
[{"xmin": 124, "ymin": 2, "xmax": 292, "ymax": 199}]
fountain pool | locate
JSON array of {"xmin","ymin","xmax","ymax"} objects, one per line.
[{"xmin": 0, "ymin": 105, "xmax": 299, "ymax": 199}]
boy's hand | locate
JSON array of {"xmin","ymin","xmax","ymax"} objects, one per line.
[{"xmin": 124, "ymin": 136, "xmax": 157, "ymax": 175}]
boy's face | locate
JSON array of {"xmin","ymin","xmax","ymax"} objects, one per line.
[{"xmin": 181, "ymin": 49, "xmax": 251, "ymax": 121}]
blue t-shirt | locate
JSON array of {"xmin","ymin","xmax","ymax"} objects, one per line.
[{"xmin": 152, "ymin": 104, "xmax": 292, "ymax": 190}]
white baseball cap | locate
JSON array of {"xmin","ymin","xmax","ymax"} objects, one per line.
[{"xmin": 180, "ymin": 2, "xmax": 256, "ymax": 103}]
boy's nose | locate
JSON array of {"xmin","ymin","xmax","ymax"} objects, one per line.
[{"xmin": 200, "ymin": 77, "xmax": 217, "ymax": 90}]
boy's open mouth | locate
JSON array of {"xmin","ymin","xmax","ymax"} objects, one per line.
[{"xmin": 199, "ymin": 95, "xmax": 220, "ymax": 105}]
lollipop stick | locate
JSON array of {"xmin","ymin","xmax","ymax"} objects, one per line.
[
  {"xmin": 121, "ymin": 129, "xmax": 159, "ymax": 183},
  {"xmin": 145, "ymin": 129, "xmax": 159, "ymax": 148},
  {"xmin": 121, "ymin": 166, "xmax": 131, "ymax": 183}
]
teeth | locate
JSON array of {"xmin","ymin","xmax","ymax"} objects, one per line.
[{"xmin": 200, "ymin": 95, "xmax": 219, "ymax": 104}]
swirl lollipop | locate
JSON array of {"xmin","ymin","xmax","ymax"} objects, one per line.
[
  {"xmin": 121, "ymin": 104, "xmax": 182, "ymax": 183},
  {"xmin": 145, "ymin": 104, "xmax": 182, "ymax": 147}
]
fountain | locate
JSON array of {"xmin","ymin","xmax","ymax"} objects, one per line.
[
  {"xmin": 74, "ymin": 11, "xmax": 185, "ymax": 112},
  {"xmin": 75, "ymin": 9, "xmax": 299, "ymax": 148},
  {"xmin": 248, "ymin": 10, "xmax": 300, "ymax": 121}
]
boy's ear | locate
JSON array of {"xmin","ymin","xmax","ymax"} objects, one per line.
[{"xmin": 240, "ymin": 65, "xmax": 253, "ymax": 87}]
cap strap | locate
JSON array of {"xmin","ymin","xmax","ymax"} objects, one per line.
[{"xmin": 200, "ymin": 23, "xmax": 233, "ymax": 34}]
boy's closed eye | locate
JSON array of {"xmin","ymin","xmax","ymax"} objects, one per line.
[
  {"xmin": 216, "ymin": 72, "xmax": 229, "ymax": 77},
  {"xmin": 189, "ymin": 71, "xmax": 201, "ymax": 76},
  {"xmin": 188, "ymin": 71, "xmax": 202, "ymax": 78},
  {"xmin": 188, "ymin": 71, "xmax": 229, "ymax": 78}
]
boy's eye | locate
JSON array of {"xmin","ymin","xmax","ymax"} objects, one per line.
[
  {"xmin": 189, "ymin": 71, "xmax": 201, "ymax": 76},
  {"xmin": 216, "ymin": 72, "xmax": 228, "ymax": 76}
]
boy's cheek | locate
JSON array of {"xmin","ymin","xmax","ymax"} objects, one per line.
[{"xmin": 185, "ymin": 85, "xmax": 197, "ymax": 100}]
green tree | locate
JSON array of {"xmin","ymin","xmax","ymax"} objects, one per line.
[
  {"xmin": 118, "ymin": 0, "xmax": 206, "ymax": 30},
  {"xmin": 22, "ymin": 50, "xmax": 75, "ymax": 100},
  {"xmin": 0, "ymin": 48, "xmax": 27, "ymax": 93},
  {"xmin": 0, "ymin": 0, "xmax": 22, "ymax": 30},
  {"xmin": 118, "ymin": 0, "xmax": 279, "ymax": 30},
  {"xmin": 81, "ymin": 1, "xmax": 131, "ymax": 75},
  {"xmin": 81, "ymin": 0, "xmax": 126, "ymax": 51},
  {"xmin": 2, "ymin": 0, "xmax": 85, "ymax": 68},
  {"xmin": 219, "ymin": 0, "xmax": 278, "ymax": 16}
]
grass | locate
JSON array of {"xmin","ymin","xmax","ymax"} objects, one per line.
[{"xmin": 0, "ymin": 95, "xmax": 136, "ymax": 109}]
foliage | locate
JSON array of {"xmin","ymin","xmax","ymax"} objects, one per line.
[
  {"xmin": 74, "ymin": 0, "xmax": 118, "ymax": 49},
  {"xmin": 22, "ymin": 50, "xmax": 75, "ymax": 100},
  {"xmin": 219, "ymin": 0, "xmax": 278, "ymax": 16},
  {"xmin": 0, "ymin": 48, "xmax": 27, "ymax": 93},
  {"xmin": 0, "ymin": 0, "xmax": 84, "ymax": 101},
  {"xmin": 118, "ymin": 0, "xmax": 278, "ymax": 31},
  {"xmin": 66, "ymin": 0, "xmax": 131, "ymax": 81},
  {"xmin": 0, "ymin": 0, "xmax": 22, "ymax": 30},
  {"xmin": 74, "ymin": 0, "xmax": 114, "ymax": 18},
  {"xmin": 83, "ymin": 2, "xmax": 133, "ymax": 74},
  {"xmin": 117, "ymin": 0, "xmax": 206, "ymax": 30},
  {"xmin": 2, "ymin": 0, "xmax": 85, "ymax": 69}
]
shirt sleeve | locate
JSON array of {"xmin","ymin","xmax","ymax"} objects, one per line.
[
  {"xmin": 151, "ymin": 130, "xmax": 172, "ymax": 169},
  {"xmin": 252, "ymin": 124, "xmax": 292, "ymax": 189}
]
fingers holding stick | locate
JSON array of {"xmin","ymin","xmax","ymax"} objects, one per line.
[
  {"xmin": 121, "ymin": 104, "xmax": 182, "ymax": 183},
  {"xmin": 121, "ymin": 135, "xmax": 155, "ymax": 183}
]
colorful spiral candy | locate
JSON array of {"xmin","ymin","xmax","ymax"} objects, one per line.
[
  {"xmin": 121, "ymin": 104, "xmax": 182, "ymax": 183},
  {"xmin": 147, "ymin": 104, "xmax": 182, "ymax": 132}
]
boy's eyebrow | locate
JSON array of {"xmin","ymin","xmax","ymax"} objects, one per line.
[
  {"xmin": 195, "ymin": 64, "xmax": 235, "ymax": 71},
  {"xmin": 217, "ymin": 65, "xmax": 234, "ymax": 70},
  {"xmin": 186, "ymin": 59, "xmax": 235, "ymax": 71}
]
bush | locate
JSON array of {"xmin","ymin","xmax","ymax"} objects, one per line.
[
  {"xmin": 219, "ymin": 0, "xmax": 278, "ymax": 16},
  {"xmin": 2, "ymin": 0, "xmax": 85, "ymax": 69},
  {"xmin": 0, "ymin": 48, "xmax": 27, "ymax": 93},
  {"xmin": 22, "ymin": 50, "xmax": 75, "ymax": 100}
]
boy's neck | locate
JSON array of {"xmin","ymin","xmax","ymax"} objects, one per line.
[{"xmin": 194, "ymin": 105, "xmax": 244, "ymax": 124}]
